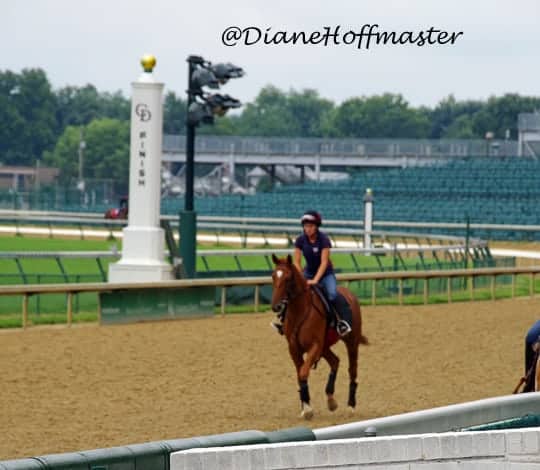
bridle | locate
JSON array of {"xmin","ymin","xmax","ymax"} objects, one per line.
[
  {"xmin": 272, "ymin": 264, "xmax": 305, "ymax": 313},
  {"xmin": 272, "ymin": 264, "xmax": 325, "ymax": 320}
]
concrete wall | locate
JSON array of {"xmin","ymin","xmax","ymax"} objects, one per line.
[{"xmin": 170, "ymin": 428, "xmax": 540, "ymax": 469}]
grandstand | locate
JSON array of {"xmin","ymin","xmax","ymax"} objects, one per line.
[
  {"xmin": 3, "ymin": 155, "xmax": 540, "ymax": 240},
  {"xmin": 160, "ymin": 156, "xmax": 540, "ymax": 234}
]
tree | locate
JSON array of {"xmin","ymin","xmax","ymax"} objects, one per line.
[
  {"xmin": 0, "ymin": 95, "xmax": 25, "ymax": 161},
  {"xmin": 55, "ymin": 85, "xmax": 102, "ymax": 129},
  {"xmin": 163, "ymin": 91, "xmax": 187, "ymax": 134},
  {"xmin": 199, "ymin": 113, "xmax": 242, "ymax": 135},
  {"xmin": 44, "ymin": 118, "xmax": 129, "ymax": 191},
  {"xmin": 234, "ymin": 85, "xmax": 297, "ymax": 136},
  {"xmin": 231, "ymin": 86, "xmax": 335, "ymax": 137},
  {"xmin": 286, "ymin": 89, "xmax": 334, "ymax": 137},
  {"xmin": 429, "ymin": 95, "xmax": 483, "ymax": 139},
  {"xmin": 0, "ymin": 68, "xmax": 57, "ymax": 165},
  {"xmin": 443, "ymin": 115, "xmax": 476, "ymax": 139},
  {"xmin": 99, "ymin": 91, "xmax": 130, "ymax": 121},
  {"xmin": 43, "ymin": 126, "xmax": 80, "ymax": 184},
  {"xmin": 55, "ymin": 85, "xmax": 130, "ymax": 131},
  {"xmin": 470, "ymin": 94, "xmax": 540, "ymax": 140},
  {"xmin": 331, "ymin": 93, "xmax": 430, "ymax": 138}
]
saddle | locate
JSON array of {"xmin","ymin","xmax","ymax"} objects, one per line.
[
  {"xmin": 272, "ymin": 286, "xmax": 352, "ymax": 338},
  {"xmin": 311, "ymin": 285, "xmax": 352, "ymax": 330}
]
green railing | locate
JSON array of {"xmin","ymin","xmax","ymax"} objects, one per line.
[{"xmin": 0, "ymin": 427, "xmax": 315, "ymax": 470}]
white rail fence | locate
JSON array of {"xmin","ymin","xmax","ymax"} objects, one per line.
[{"xmin": 2, "ymin": 209, "xmax": 540, "ymax": 241}]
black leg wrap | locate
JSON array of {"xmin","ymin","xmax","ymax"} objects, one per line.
[
  {"xmin": 348, "ymin": 381, "xmax": 358, "ymax": 408},
  {"xmin": 325, "ymin": 370, "xmax": 337, "ymax": 395},
  {"xmin": 299, "ymin": 380, "xmax": 310, "ymax": 404}
]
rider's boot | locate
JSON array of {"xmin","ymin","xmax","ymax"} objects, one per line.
[{"xmin": 333, "ymin": 296, "xmax": 352, "ymax": 337}]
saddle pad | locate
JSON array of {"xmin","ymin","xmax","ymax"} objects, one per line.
[
  {"xmin": 324, "ymin": 328, "xmax": 340, "ymax": 348},
  {"xmin": 312, "ymin": 286, "xmax": 352, "ymax": 324}
]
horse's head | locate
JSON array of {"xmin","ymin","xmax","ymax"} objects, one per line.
[{"xmin": 271, "ymin": 253, "xmax": 300, "ymax": 313}]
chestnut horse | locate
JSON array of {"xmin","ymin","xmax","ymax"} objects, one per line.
[{"xmin": 271, "ymin": 254, "xmax": 368, "ymax": 419}]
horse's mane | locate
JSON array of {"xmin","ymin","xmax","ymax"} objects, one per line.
[
  {"xmin": 292, "ymin": 264, "xmax": 308, "ymax": 293},
  {"xmin": 274, "ymin": 258, "xmax": 308, "ymax": 300}
]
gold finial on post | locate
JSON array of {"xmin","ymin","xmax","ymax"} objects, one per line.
[{"xmin": 141, "ymin": 54, "xmax": 157, "ymax": 73}]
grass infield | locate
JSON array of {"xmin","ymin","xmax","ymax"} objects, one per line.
[{"xmin": 0, "ymin": 234, "xmax": 534, "ymax": 328}]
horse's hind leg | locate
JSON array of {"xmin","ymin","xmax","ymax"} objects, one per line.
[
  {"xmin": 345, "ymin": 340, "xmax": 359, "ymax": 411},
  {"xmin": 321, "ymin": 348, "xmax": 340, "ymax": 412}
]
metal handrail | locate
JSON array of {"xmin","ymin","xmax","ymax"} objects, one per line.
[{"xmin": 1, "ymin": 209, "xmax": 539, "ymax": 234}]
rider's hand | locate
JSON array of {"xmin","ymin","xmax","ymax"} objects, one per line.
[{"xmin": 307, "ymin": 279, "xmax": 318, "ymax": 285}]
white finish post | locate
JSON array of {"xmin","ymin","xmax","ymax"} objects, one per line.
[
  {"xmin": 363, "ymin": 188, "xmax": 374, "ymax": 254},
  {"xmin": 108, "ymin": 55, "xmax": 173, "ymax": 283}
]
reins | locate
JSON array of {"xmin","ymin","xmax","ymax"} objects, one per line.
[
  {"xmin": 275, "ymin": 264, "xmax": 326, "ymax": 340},
  {"xmin": 308, "ymin": 288, "xmax": 328, "ymax": 320},
  {"xmin": 285, "ymin": 267, "xmax": 326, "ymax": 320},
  {"xmin": 275, "ymin": 262, "xmax": 307, "ymax": 304}
]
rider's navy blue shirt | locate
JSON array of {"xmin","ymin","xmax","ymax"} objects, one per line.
[{"xmin": 295, "ymin": 231, "xmax": 334, "ymax": 278}]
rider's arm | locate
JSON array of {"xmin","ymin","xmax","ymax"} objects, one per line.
[
  {"xmin": 312, "ymin": 247, "xmax": 330, "ymax": 284},
  {"xmin": 294, "ymin": 247, "xmax": 302, "ymax": 272}
]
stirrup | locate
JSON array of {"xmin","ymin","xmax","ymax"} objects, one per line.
[
  {"xmin": 270, "ymin": 322, "xmax": 284, "ymax": 335},
  {"xmin": 336, "ymin": 320, "xmax": 352, "ymax": 337}
]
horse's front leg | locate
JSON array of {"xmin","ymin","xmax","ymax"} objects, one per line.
[
  {"xmin": 297, "ymin": 345, "xmax": 322, "ymax": 420},
  {"xmin": 321, "ymin": 348, "xmax": 340, "ymax": 412},
  {"xmin": 288, "ymin": 344, "xmax": 310, "ymax": 419}
]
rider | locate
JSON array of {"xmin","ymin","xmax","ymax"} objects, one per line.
[
  {"xmin": 522, "ymin": 319, "xmax": 540, "ymax": 392},
  {"xmin": 272, "ymin": 210, "xmax": 352, "ymax": 337}
]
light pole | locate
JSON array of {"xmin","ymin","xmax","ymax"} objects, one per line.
[
  {"xmin": 77, "ymin": 127, "xmax": 86, "ymax": 194},
  {"xmin": 363, "ymin": 188, "xmax": 374, "ymax": 254},
  {"xmin": 178, "ymin": 56, "xmax": 199, "ymax": 279},
  {"xmin": 184, "ymin": 56, "xmax": 199, "ymax": 212},
  {"xmin": 485, "ymin": 131, "xmax": 494, "ymax": 157},
  {"xmin": 179, "ymin": 55, "xmax": 244, "ymax": 278}
]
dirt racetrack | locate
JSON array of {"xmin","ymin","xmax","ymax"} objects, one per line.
[{"xmin": 1, "ymin": 297, "xmax": 539, "ymax": 460}]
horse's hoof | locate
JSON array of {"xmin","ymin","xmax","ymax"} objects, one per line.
[
  {"xmin": 301, "ymin": 404, "xmax": 314, "ymax": 420},
  {"xmin": 347, "ymin": 406, "xmax": 355, "ymax": 415},
  {"xmin": 327, "ymin": 396, "xmax": 338, "ymax": 412}
]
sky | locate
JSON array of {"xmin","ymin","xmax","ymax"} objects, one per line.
[{"xmin": 4, "ymin": 0, "xmax": 540, "ymax": 108}]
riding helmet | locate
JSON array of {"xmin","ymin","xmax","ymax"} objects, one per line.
[{"xmin": 301, "ymin": 210, "xmax": 322, "ymax": 227}]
